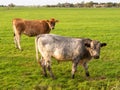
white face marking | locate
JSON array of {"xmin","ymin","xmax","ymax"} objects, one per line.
[{"xmin": 90, "ymin": 41, "xmax": 101, "ymax": 59}]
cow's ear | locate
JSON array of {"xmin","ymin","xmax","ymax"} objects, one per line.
[
  {"xmin": 85, "ymin": 43, "xmax": 90, "ymax": 47},
  {"xmin": 84, "ymin": 38, "xmax": 91, "ymax": 48},
  {"xmin": 55, "ymin": 20, "xmax": 59, "ymax": 22},
  {"xmin": 101, "ymin": 43, "xmax": 107, "ymax": 47}
]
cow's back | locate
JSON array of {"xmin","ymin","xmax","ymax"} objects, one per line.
[{"xmin": 23, "ymin": 20, "xmax": 50, "ymax": 36}]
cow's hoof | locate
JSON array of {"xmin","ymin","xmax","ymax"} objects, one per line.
[
  {"xmin": 17, "ymin": 48, "xmax": 23, "ymax": 51},
  {"xmin": 44, "ymin": 73, "xmax": 48, "ymax": 77},
  {"xmin": 71, "ymin": 75, "xmax": 75, "ymax": 79},
  {"xmin": 86, "ymin": 72, "xmax": 90, "ymax": 77},
  {"xmin": 20, "ymin": 49, "xmax": 23, "ymax": 51},
  {"xmin": 51, "ymin": 75, "xmax": 56, "ymax": 80},
  {"xmin": 52, "ymin": 76, "xmax": 56, "ymax": 80}
]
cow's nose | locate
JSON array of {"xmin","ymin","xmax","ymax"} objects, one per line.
[
  {"xmin": 94, "ymin": 56, "xmax": 99, "ymax": 59},
  {"xmin": 52, "ymin": 27, "xmax": 54, "ymax": 29}
]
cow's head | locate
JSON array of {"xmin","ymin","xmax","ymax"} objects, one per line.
[
  {"xmin": 84, "ymin": 39, "xmax": 107, "ymax": 59},
  {"xmin": 47, "ymin": 18, "xmax": 59, "ymax": 30}
]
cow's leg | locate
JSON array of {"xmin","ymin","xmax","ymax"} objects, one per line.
[
  {"xmin": 16, "ymin": 35, "xmax": 22, "ymax": 51},
  {"xmin": 14, "ymin": 33, "xmax": 20, "ymax": 49},
  {"xmin": 40, "ymin": 57, "xmax": 47, "ymax": 77},
  {"xmin": 14, "ymin": 33, "xmax": 22, "ymax": 50},
  {"xmin": 71, "ymin": 58, "xmax": 79, "ymax": 79},
  {"xmin": 83, "ymin": 63, "xmax": 90, "ymax": 77},
  {"xmin": 13, "ymin": 25, "xmax": 18, "ymax": 49},
  {"xmin": 14, "ymin": 33, "xmax": 18, "ymax": 48},
  {"xmin": 13, "ymin": 26, "xmax": 22, "ymax": 51},
  {"xmin": 46, "ymin": 59, "xmax": 55, "ymax": 79}
]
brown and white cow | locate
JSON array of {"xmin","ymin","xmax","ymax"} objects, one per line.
[
  {"xmin": 35, "ymin": 34, "xmax": 107, "ymax": 79},
  {"xmin": 13, "ymin": 18, "xmax": 58, "ymax": 50}
]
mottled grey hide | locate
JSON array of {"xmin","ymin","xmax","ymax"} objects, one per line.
[{"xmin": 35, "ymin": 34, "xmax": 107, "ymax": 79}]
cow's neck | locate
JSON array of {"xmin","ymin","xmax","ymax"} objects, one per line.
[
  {"xmin": 83, "ymin": 48, "xmax": 92, "ymax": 60},
  {"xmin": 47, "ymin": 22, "xmax": 52, "ymax": 30}
]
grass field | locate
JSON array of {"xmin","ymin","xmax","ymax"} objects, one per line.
[{"xmin": 0, "ymin": 7, "xmax": 120, "ymax": 90}]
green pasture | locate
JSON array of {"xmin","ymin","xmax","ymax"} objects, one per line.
[{"xmin": 0, "ymin": 7, "xmax": 120, "ymax": 90}]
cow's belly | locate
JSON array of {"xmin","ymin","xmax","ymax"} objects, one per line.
[
  {"xmin": 23, "ymin": 30, "xmax": 39, "ymax": 37},
  {"xmin": 52, "ymin": 48, "xmax": 72, "ymax": 60}
]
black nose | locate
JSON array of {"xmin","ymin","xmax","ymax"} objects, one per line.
[
  {"xmin": 52, "ymin": 27, "xmax": 54, "ymax": 29},
  {"xmin": 94, "ymin": 56, "xmax": 99, "ymax": 59}
]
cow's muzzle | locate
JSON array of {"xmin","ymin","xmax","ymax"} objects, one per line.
[
  {"xmin": 52, "ymin": 27, "xmax": 54, "ymax": 30},
  {"xmin": 93, "ymin": 56, "xmax": 99, "ymax": 59}
]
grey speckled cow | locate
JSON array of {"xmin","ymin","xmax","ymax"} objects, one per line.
[{"xmin": 35, "ymin": 34, "xmax": 107, "ymax": 79}]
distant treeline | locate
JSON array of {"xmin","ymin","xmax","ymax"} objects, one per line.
[
  {"xmin": 45, "ymin": 2, "xmax": 120, "ymax": 8},
  {"xmin": 1, "ymin": 1, "xmax": 120, "ymax": 8}
]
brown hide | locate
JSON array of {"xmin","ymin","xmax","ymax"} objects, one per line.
[
  {"xmin": 13, "ymin": 18, "xmax": 58, "ymax": 50},
  {"xmin": 13, "ymin": 19, "xmax": 51, "ymax": 37}
]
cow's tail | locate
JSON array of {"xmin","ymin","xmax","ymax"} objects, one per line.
[
  {"xmin": 13, "ymin": 19, "xmax": 16, "ymax": 36},
  {"xmin": 35, "ymin": 36, "xmax": 39, "ymax": 62}
]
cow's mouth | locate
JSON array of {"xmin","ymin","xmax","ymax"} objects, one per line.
[
  {"xmin": 93, "ymin": 56, "xmax": 99, "ymax": 59},
  {"xmin": 52, "ymin": 27, "xmax": 54, "ymax": 30}
]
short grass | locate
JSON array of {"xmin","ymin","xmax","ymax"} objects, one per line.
[{"xmin": 0, "ymin": 7, "xmax": 120, "ymax": 90}]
